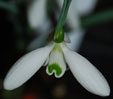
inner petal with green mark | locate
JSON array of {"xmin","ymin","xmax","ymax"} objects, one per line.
[
  {"xmin": 48, "ymin": 63, "xmax": 62, "ymax": 77},
  {"xmin": 46, "ymin": 43, "xmax": 66, "ymax": 78}
]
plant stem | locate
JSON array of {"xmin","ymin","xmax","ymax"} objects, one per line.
[{"xmin": 54, "ymin": 0, "xmax": 72, "ymax": 43}]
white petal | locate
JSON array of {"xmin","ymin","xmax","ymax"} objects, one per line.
[
  {"xmin": 75, "ymin": 0, "xmax": 97, "ymax": 16},
  {"xmin": 46, "ymin": 44, "xmax": 66, "ymax": 78},
  {"xmin": 28, "ymin": 0, "xmax": 46, "ymax": 28},
  {"xmin": 3, "ymin": 43, "xmax": 54, "ymax": 90},
  {"xmin": 61, "ymin": 44, "xmax": 110, "ymax": 96}
]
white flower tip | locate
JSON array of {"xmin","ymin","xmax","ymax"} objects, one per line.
[
  {"xmin": 3, "ymin": 79, "xmax": 15, "ymax": 90},
  {"xmin": 86, "ymin": 82, "xmax": 110, "ymax": 96},
  {"xmin": 102, "ymin": 90, "xmax": 110, "ymax": 97},
  {"xmin": 97, "ymin": 85, "xmax": 110, "ymax": 97},
  {"xmin": 84, "ymin": 74, "xmax": 111, "ymax": 97}
]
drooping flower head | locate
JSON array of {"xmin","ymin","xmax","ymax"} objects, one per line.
[
  {"xmin": 4, "ymin": 0, "xmax": 110, "ymax": 97},
  {"xmin": 3, "ymin": 31, "xmax": 110, "ymax": 96}
]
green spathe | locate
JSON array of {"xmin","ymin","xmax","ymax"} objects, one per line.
[
  {"xmin": 54, "ymin": 29, "xmax": 64, "ymax": 43},
  {"xmin": 48, "ymin": 63, "xmax": 62, "ymax": 76}
]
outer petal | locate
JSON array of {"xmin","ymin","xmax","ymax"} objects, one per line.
[
  {"xmin": 61, "ymin": 44, "xmax": 110, "ymax": 96},
  {"xmin": 28, "ymin": 0, "xmax": 46, "ymax": 28},
  {"xmin": 3, "ymin": 43, "xmax": 54, "ymax": 90}
]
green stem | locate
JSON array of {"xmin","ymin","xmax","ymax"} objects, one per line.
[
  {"xmin": 55, "ymin": 0, "xmax": 71, "ymax": 33},
  {"xmin": 54, "ymin": 0, "xmax": 72, "ymax": 43}
]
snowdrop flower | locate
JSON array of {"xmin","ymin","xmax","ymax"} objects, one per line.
[
  {"xmin": 4, "ymin": 0, "xmax": 110, "ymax": 97},
  {"xmin": 4, "ymin": 39, "xmax": 110, "ymax": 96}
]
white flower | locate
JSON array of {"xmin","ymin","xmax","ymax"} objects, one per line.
[{"xmin": 3, "ymin": 41, "xmax": 110, "ymax": 96}]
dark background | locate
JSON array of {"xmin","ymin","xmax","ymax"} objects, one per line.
[{"xmin": 0, "ymin": 0, "xmax": 113, "ymax": 99}]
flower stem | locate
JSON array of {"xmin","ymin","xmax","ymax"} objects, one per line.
[{"xmin": 54, "ymin": 0, "xmax": 72, "ymax": 43}]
